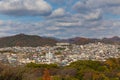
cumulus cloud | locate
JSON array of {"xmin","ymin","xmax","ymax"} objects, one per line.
[
  {"xmin": 83, "ymin": 9, "xmax": 102, "ymax": 21},
  {"xmin": 0, "ymin": 0, "xmax": 52, "ymax": 16},
  {"xmin": 86, "ymin": 0, "xmax": 120, "ymax": 8},
  {"xmin": 73, "ymin": 1, "xmax": 90, "ymax": 14},
  {"xmin": 48, "ymin": 8, "xmax": 66, "ymax": 18},
  {"xmin": 73, "ymin": 0, "xmax": 120, "ymax": 15}
]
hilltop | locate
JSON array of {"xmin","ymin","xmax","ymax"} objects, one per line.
[{"xmin": 0, "ymin": 34, "xmax": 58, "ymax": 48}]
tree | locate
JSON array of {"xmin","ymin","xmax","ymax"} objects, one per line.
[{"xmin": 42, "ymin": 69, "xmax": 52, "ymax": 80}]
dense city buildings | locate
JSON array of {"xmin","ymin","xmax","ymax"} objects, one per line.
[{"xmin": 0, "ymin": 42, "xmax": 119, "ymax": 66}]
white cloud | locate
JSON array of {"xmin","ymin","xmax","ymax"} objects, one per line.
[
  {"xmin": 0, "ymin": 26, "xmax": 12, "ymax": 32},
  {"xmin": 56, "ymin": 21, "xmax": 82, "ymax": 27},
  {"xmin": 84, "ymin": 9, "xmax": 102, "ymax": 20},
  {"xmin": 73, "ymin": 1, "xmax": 90, "ymax": 14},
  {"xmin": 107, "ymin": 6, "xmax": 120, "ymax": 14},
  {"xmin": 87, "ymin": 0, "xmax": 120, "ymax": 8},
  {"xmin": 113, "ymin": 21, "xmax": 120, "ymax": 27},
  {"xmin": 46, "ymin": 26, "xmax": 60, "ymax": 30},
  {"xmin": 73, "ymin": 0, "xmax": 120, "ymax": 15},
  {"xmin": 90, "ymin": 27, "xmax": 106, "ymax": 31},
  {"xmin": 48, "ymin": 8, "xmax": 66, "ymax": 18},
  {"xmin": 0, "ymin": 0, "xmax": 52, "ymax": 16},
  {"xmin": 0, "ymin": 20, "xmax": 3, "ymax": 25}
]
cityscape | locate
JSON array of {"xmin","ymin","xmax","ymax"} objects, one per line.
[{"xmin": 0, "ymin": 42, "xmax": 119, "ymax": 66}]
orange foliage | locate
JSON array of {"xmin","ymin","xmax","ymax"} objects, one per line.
[{"xmin": 42, "ymin": 69, "xmax": 52, "ymax": 80}]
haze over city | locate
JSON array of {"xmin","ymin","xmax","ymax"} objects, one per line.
[{"xmin": 0, "ymin": 0, "xmax": 120, "ymax": 39}]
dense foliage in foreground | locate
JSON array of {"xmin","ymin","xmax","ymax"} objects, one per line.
[{"xmin": 0, "ymin": 58, "xmax": 120, "ymax": 80}]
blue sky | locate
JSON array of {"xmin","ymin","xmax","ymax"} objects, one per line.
[{"xmin": 0, "ymin": 0, "xmax": 120, "ymax": 39}]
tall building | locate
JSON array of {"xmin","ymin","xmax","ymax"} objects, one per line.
[
  {"xmin": 45, "ymin": 50, "xmax": 54, "ymax": 64},
  {"xmin": 46, "ymin": 51, "xmax": 53, "ymax": 60}
]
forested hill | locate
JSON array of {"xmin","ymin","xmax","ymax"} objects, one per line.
[
  {"xmin": 62, "ymin": 36, "xmax": 120, "ymax": 45},
  {"xmin": 0, "ymin": 34, "xmax": 58, "ymax": 47}
]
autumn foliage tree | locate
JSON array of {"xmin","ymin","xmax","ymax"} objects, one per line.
[{"xmin": 42, "ymin": 69, "xmax": 52, "ymax": 80}]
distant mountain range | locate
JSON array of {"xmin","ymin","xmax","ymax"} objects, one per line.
[
  {"xmin": 62, "ymin": 36, "xmax": 120, "ymax": 45},
  {"xmin": 0, "ymin": 34, "xmax": 119, "ymax": 48}
]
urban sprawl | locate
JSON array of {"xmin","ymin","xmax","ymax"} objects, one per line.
[{"xmin": 0, "ymin": 42, "xmax": 120, "ymax": 66}]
